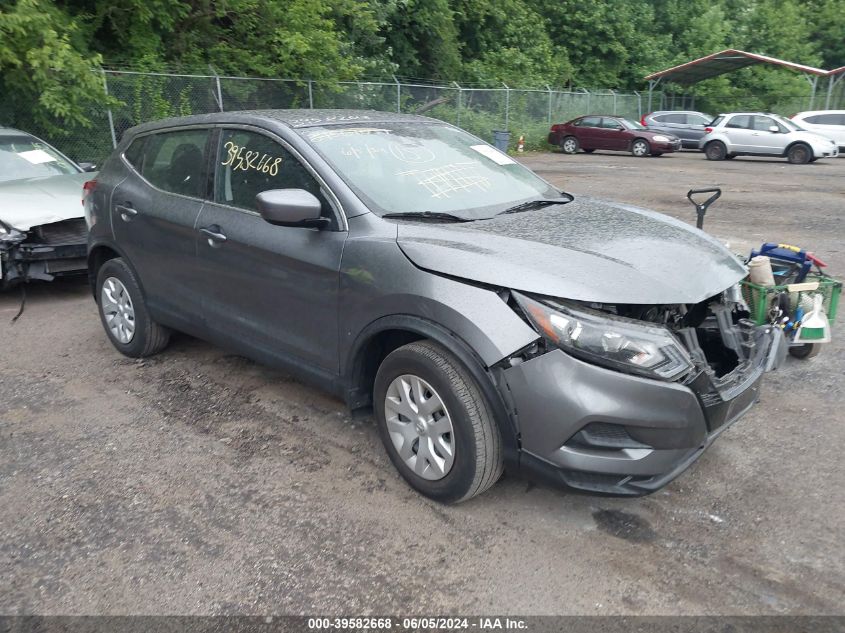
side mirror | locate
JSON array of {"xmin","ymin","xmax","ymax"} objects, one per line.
[
  {"xmin": 78, "ymin": 162, "xmax": 97, "ymax": 172},
  {"xmin": 768, "ymin": 126, "xmax": 780, "ymax": 133},
  {"xmin": 255, "ymin": 189, "xmax": 328, "ymax": 229}
]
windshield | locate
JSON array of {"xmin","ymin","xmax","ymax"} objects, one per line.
[
  {"xmin": 0, "ymin": 134, "xmax": 79, "ymax": 183},
  {"xmin": 774, "ymin": 115, "xmax": 806, "ymax": 132},
  {"xmin": 301, "ymin": 122, "xmax": 562, "ymax": 219},
  {"xmin": 621, "ymin": 119, "xmax": 646, "ymax": 130}
]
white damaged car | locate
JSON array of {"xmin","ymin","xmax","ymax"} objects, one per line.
[{"xmin": 0, "ymin": 127, "xmax": 97, "ymax": 288}]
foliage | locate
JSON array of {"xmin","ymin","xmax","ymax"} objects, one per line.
[{"xmin": 2, "ymin": 0, "xmax": 844, "ymax": 141}]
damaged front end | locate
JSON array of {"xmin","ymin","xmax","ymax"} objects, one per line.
[
  {"xmin": 0, "ymin": 218, "xmax": 88, "ymax": 288},
  {"xmin": 502, "ymin": 287, "xmax": 782, "ymax": 496}
]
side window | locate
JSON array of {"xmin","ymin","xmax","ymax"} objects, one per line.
[
  {"xmin": 123, "ymin": 136, "xmax": 146, "ymax": 170},
  {"xmin": 688, "ymin": 114, "xmax": 712, "ymax": 125},
  {"xmin": 599, "ymin": 118, "xmax": 621, "ymax": 129},
  {"xmin": 818, "ymin": 113, "xmax": 845, "ymax": 125},
  {"xmin": 215, "ymin": 129, "xmax": 330, "ymax": 215},
  {"xmin": 805, "ymin": 115, "xmax": 823, "ymax": 124},
  {"xmin": 710, "ymin": 116, "xmax": 724, "ymax": 128},
  {"xmin": 726, "ymin": 115, "xmax": 751, "ymax": 129},
  {"xmin": 141, "ymin": 129, "xmax": 209, "ymax": 197},
  {"xmin": 577, "ymin": 116, "xmax": 601, "ymax": 127},
  {"xmin": 663, "ymin": 114, "xmax": 686, "ymax": 124},
  {"xmin": 753, "ymin": 116, "xmax": 785, "ymax": 132}
]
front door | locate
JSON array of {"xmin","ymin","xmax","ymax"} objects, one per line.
[
  {"xmin": 110, "ymin": 127, "xmax": 211, "ymax": 327},
  {"xmin": 194, "ymin": 127, "xmax": 346, "ymax": 373}
]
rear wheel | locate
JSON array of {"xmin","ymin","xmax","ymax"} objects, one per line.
[
  {"xmin": 705, "ymin": 141, "xmax": 727, "ymax": 161},
  {"xmin": 96, "ymin": 258, "xmax": 170, "ymax": 358},
  {"xmin": 787, "ymin": 143, "xmax": 812, "ymax": 164},
  {"xmin": 788, "ymin": 343, "xmax": 821, "ymax": 359},
  {"xmin": 373, "ymin": 340, "xmax": 503, "ymax": 503},
  {"xmin": 631, "ymin": 139, "xmax": 650, "ymax": 157},
  {"xmin": 560, "ymin": 136, "xmax": 579, "ymax": 154}
]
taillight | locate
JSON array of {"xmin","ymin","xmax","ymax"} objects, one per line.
[
  {"xmin": 640, "ymin": 113, "xmax": 651, "ymax": 126},
  {"xmin": 704, "ymin": 127, "xmax": 713, "ymax": 134},
  {"xmin": 82, "ymin": 179, "xmax": 97, "ymax": 205}
]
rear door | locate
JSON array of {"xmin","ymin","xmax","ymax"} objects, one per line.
[
  {"xmin": 722, "ymin": 115, "xmax": 755, "ymax": 152},
  {"xmin": 193, "ymin": 126, "xmax": 346, "ymax": 373},
  {"xmin": 805, "ymin": 113, "xmax": 845, "ymax": 147},
  {"xmin": 574, "ymin": 116, "xmax": 602, "ymax": 149},
  {"xmin": 110, "ymin": 127, "xmax": 211, "ymax": 327}
]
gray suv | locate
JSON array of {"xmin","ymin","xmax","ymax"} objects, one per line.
[
  {"xmin": 642, "ymin": 111, "xmax": 713, "ymax": 149},
  {"xmin": 86, "ymin": 110, "xmax": 781, "ymax": 503}
]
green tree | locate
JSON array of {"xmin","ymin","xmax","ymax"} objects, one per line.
[{"xmin": 0, "ymin": 0, "xmax": 110, "ymax": 132}]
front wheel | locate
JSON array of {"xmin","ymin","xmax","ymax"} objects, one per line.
[
  {"xmin": 373, "ymin": 341, "xmax": 503, "ymax": 503},
  {"xmin": 705, "ymin": 141, "xmax": 727, "ymax": 161},
  {"xmin": 787, "ymin": 143, "xmax": 812, "ymax": 164},
  {"xmin": 96, "ymin": 258, "xmax": 171, "ymax": 357},
  {"xmin": 560, "ymin": 136, "xmax": 579, "ymax": 154},
  {"xmin": 631, "ymin": 139, "xmax": 650, "ymax": 157}
]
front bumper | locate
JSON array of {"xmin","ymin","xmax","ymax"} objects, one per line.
[
  {"xmin": 502, "ymin": 325, "xmax": 777, "ymax": 496},
  {"xmin": 652, "ymin": 139, "xmax": 682, "ymax": 152},
  {"xmin": 1, "ymin": 219, "xmax": 88, "ymax": 287}
]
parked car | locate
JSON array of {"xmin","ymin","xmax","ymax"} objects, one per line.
[
  {"xmin": 87, "ymin": 109, "xmax": 781, "ymax": 503},
  {"xmin": 641, "ymin": 111, "xmax": 713, "ymax": 149},
  {"xmin": 0, "ymin": 126, "xmax": 97, "ymax": 288},
  {"xmin": 699, "ymin": 113, "xmax": 839, "ymax": 163},
  {"xmin": 549, "ymin": 115, "xmax": 681, "ymax": 157},
  {"xmin": 790, "ymin": 110, "xmax": 845, "ymax": 150}
]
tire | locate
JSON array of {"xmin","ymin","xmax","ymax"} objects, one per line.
[
  {"xmin": 560, "ymin": 136, "xmax": 579, "ymax": 154},
  {"xmin": 631, "ymin": 139, "xmax": 650, "ymax": 157},
  {"xmin": 787, "ymin": 143, "xmax": 812, "ymax": 164},
  {"xmin": 373, "ymin": 340, "xmax": 503, "ymax": 503},
  {"xmin": 705, "ymin": 141, "xmax": 727, "ymax": 161},
  {"xmin": 788, "ymin": 343, "xmax": 821, "ymax": 359},
  {"xmin": 96, "ymin": 258, "xmax": 170, "ymax": 358}
]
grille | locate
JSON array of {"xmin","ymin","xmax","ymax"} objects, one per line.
[{"xmin": 31, "ymin": 218, "xmax": 88, "ymax": 245}]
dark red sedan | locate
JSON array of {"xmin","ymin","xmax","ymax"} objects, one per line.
[{"xmin": 548, "ymin": 115, "xmax": 681, "ymax": 157}]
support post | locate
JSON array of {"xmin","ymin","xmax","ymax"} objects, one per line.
[
  {"xmin": 634, "ymin": 91, "xmax": 641, "ymax": 119},
  {"xmin": 452, "ymin": 81, "xmax": 462, "ymax": 127},
  {"xmin": 215, "ymin": 75, "xmax": 224, "ymax": 112},
  {"xmin": 308, "ymin": 80, "xmax": 314, "ymax": 109},
  {"xmin": 546, "ymin": 84, "xmax": 553, "ymax": 124},
  {"xmin": 503, "ymin": 82, "xmax": 510, "ymax": 130},
  {"xmin": 393, "ymin": 75, "xmax": 401, "ymax": 113},
  {"xmin": 611, "ymin": 89, "xmax": 617, "ymax": 115},
  {"xmin": 101, "ymin": 69, "xmax": 117, "ymax": 149}
]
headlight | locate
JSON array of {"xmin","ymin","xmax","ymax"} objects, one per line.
[
  {"xmin": 514, "ymin": 293, "xmax": 693, "ymax": 381},
  {"xmin": 652, "ymin": 135, "xmax": 670, "ymax": 142}
]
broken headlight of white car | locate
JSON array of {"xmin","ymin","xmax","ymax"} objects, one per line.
[{"xmin": 514, "ymin": 292, "xmax": 694, "ymax": 381}]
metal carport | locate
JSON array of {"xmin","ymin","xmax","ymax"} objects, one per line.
[
  {"xmin": 827, "ymin": 66, "xmax": 845, "ymax": 109},
  {"xmin": 643, "ymin": 49, "xmax": 829, "ymax": 112}
]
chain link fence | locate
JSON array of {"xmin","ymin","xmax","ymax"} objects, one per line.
[
  {"xmin": 24, "ymin": 69, "xmax": 845, "ymax": 164},
  {"xmin": 32, "ymin": 70, "xmax": 650, "ymax": 163}
]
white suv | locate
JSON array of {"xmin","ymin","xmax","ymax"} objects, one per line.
[
  {"xmin": 791, "ymin": 110, "xmax": 845, "ymax": 150},
  {"xmin": 699, "ymin": 112, "xmax": 839, "ymax": 164}
]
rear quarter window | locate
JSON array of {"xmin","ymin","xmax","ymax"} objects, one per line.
[{"xmin": 123, "ymin": 136, "xmax": 146, "ymax": 170}]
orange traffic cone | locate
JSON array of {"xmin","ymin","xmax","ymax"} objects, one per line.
[{"xmin": 517, "ymin": 135, "xmax": 525, "ymax": 152}]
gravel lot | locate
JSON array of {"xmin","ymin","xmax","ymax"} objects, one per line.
[{"xmin": 1, "ymin": 150, "xmax": 843, "ymax": 615}]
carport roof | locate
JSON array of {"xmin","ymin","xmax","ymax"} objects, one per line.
[
  {"xmin": 644, "ymin": 49, "xmax": 828, "ymax": 85},
  {"xmin": 829, "ymin": 66, "xmax": 845, "ymax": 76}
]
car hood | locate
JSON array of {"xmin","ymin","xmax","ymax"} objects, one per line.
[
  {"xmin": 395, "ymin": 197, "xmax": 747, "ymax": 304},
  {"xmin": 0, "ymin": 172, "xmax": 92, "ymax": 232}
]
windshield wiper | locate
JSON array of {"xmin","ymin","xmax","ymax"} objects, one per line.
[
  {"xmin": 381, "ymin": 211, "xmax": 474, "ymax": 223},
  {"xmin": 497, "ymin": 195, "xmax": 573, "ymax": 216}
]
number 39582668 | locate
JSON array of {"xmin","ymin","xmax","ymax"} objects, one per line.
[{"xmin": 222, "ymin": 141, "xmax": 283, "ymax": 176}]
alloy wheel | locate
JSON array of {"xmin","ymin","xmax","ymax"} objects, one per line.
[
  {"xmin": 101, "ymin": 277, "xmax": 136, "ymax": 344},
  {"xmin": 632, "ymin": 140, "xmax": 649, "ymax": 156},
  {"xmin": 562, "ymin": 138, "xmax": 578, "ymax": 153},
  {"xmin": 384, "ymin": 374, "xmax": 455, "ymax": 480}
]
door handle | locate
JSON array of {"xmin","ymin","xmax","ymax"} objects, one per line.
[
  {"xmin": 199, "ymin": 225, "xmax": 227, "ymax": 246},
  {"xmin": 116, "ymin": 204, "xmax": 137, "ymax": 222}
]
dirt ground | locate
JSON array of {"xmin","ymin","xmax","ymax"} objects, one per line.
[{"xmin": 1, "ymin": 150, "xmax": 843, "ymax": 616}]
